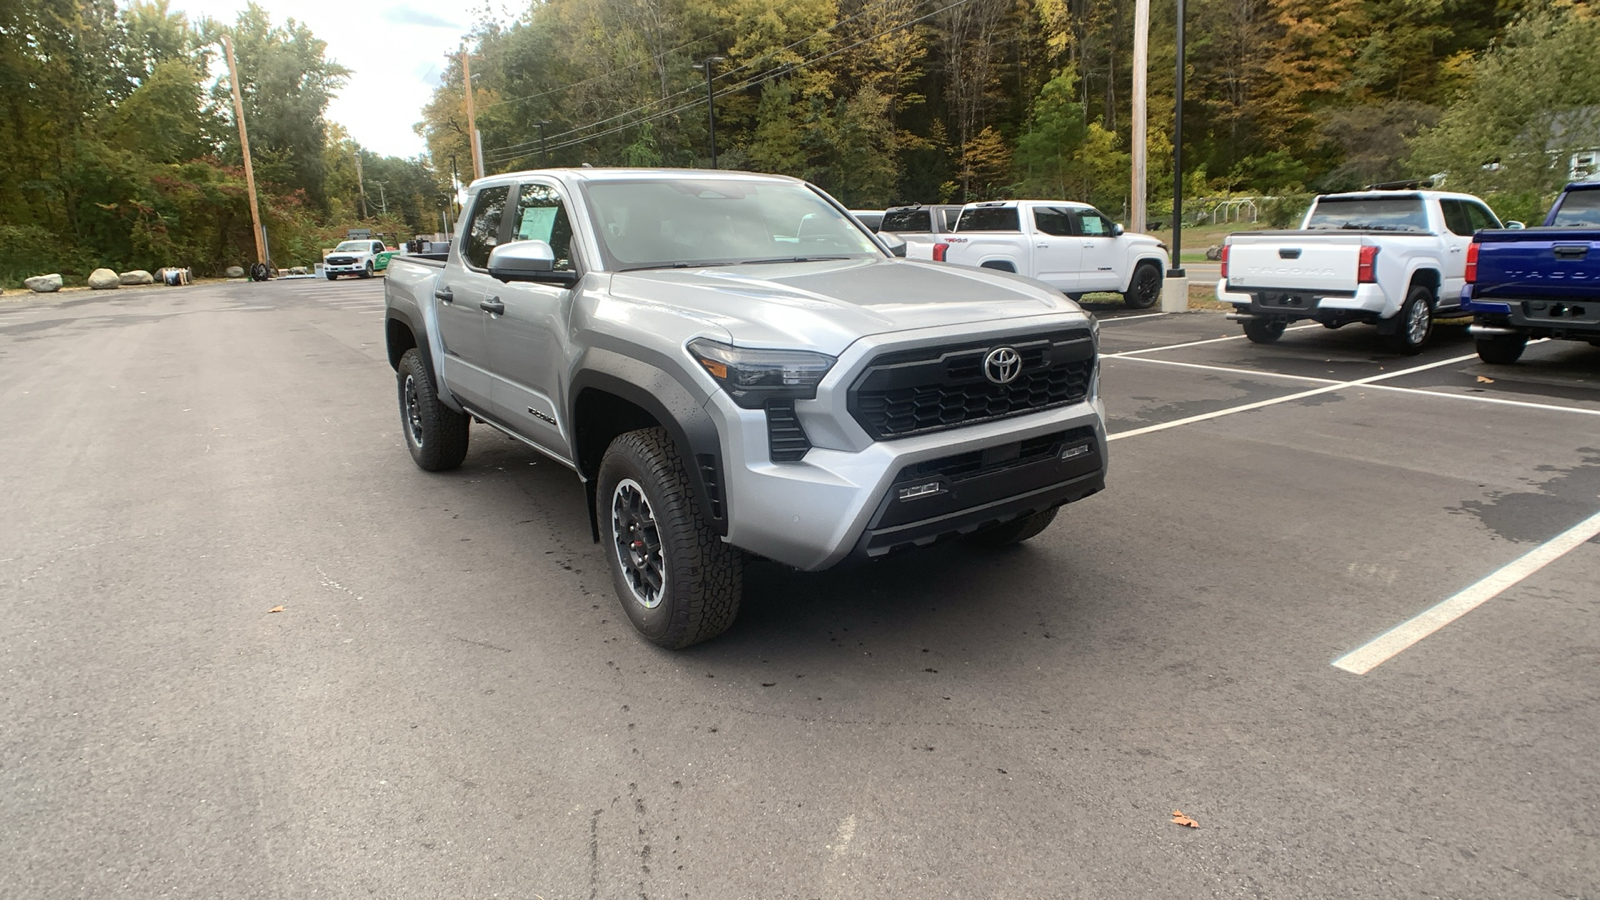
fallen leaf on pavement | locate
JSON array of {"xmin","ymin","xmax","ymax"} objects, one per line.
[
  {"xmin": 1476, "ymin": 375, "xmax": 1494, "ymax": 383},
  {"xmin": 267, "ymin": 606, "xmax": 284, "ymax": 614},
  {"xmin": 1171, "ymin": 810, "xmax": 1199, "ymax": 828}
]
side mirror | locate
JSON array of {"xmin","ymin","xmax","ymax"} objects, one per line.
[
  {"xmin": 1506, "ymin": 220, "xmax": 1526, "ymax": 230},
  {"xmin": 878, "ymin": 232, "xmax": 908, "ymax": 258},
  {"xmin": 1112, "ymin": 223, "xmax": 1125, "ymax": 236},
  {"xmin": 487, "ymin": 240, "xmax": 578, "ymax": 285}
]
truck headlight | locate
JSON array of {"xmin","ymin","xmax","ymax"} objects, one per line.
[{"xmin": 688, "ymin": 339, "xmax": 836, "ymax": 409}]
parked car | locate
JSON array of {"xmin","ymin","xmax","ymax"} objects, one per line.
[
  {"xmin": 933, "ymin": 200, "xmax": 1169, "ymax": 309},
  {"xmin": 324, "ymin": 240, "xmax": 394, "ymax": 279},
  {"xmin": 384, "ymin": 168, "xmax": 1107, "ymax": 649},
  {"xmin": 1216, "ymin": 189, "xmax": 1504, "ymax": 353},
  {"xmin": 1462, "ymin": 181, "xmax": 1600, "ymax": 363},
  {"xmin": 879, "ymin": 204, "xmax": 964, "ymax": 260}
]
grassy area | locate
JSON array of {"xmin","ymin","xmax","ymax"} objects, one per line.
[{"xmin": 1157, "ymin": 219, "xmax": 1281, "ymax": 263}]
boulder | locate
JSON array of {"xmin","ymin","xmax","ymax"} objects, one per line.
[
  {"xmin": 225, "ymin": 265, "xmax": 245, "ymax": 278},
  {"xmin": 119, "ymin": 269, "xmax": 154, "ymax": 285},
  {"xmin": 1205, "ymin": 244, "xmax": 1223, "ymax": 261},
  {"xmin": 88, "ymin": 268, "xmax": 121, "ymax": 290},
  {"xmin": 24, "ymin": 273, "xmax": 63, "ymax": 293}
]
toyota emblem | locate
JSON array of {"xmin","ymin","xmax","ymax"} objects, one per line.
[{"xmin": 983, "ymin": 347, "xmax": 1022, "ymax": 385}]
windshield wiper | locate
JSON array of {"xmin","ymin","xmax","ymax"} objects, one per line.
[
  {"xmin": 735, "ymin": 256, "xmax": 852, "ymax": 265},
  {"xmin": 619, "ymin": 261, "xmax": 736, "ymax": 272}
]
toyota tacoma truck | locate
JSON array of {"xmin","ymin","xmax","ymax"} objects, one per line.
[
  {"xmin": 384, "ymin": 169, "xmax": 1108, "ymax": 649},
  {"xmin": 931, "ymin": 200, "xmax": 1169, "ymax": 309},
  {"xmin": 1216, "ymin": 189, "xmax": 1505, "ymax": 353},
  {"xmin": 325, "ymin": 239, "xmax": 393, "ymax": 279},
  {"xmin": 1462, "ymin": 181, "xmax": 1600, "ymax": 364}
]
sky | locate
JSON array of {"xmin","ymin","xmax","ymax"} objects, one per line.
[{"xmin": 161, "ymin": 1, "xmax": 481, "ymax": 159}]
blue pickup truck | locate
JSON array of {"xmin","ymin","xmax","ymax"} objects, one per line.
[{"xmin": 1462, "ymin": 182, "xmax": 1600, "ymax": 363}]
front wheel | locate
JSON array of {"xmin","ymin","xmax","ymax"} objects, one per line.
[
  {"xmin": 1122, "ymin": 262, "xmax": 1163, "ymax": 309},
  {"xmin": 1243, "ymin": 318, "xmax": 1287, "ymax": 344},
  {"xmin": 968, "ymin": 507, "xmax": 1059, "ymax": 548},
  {"xmin": 397, "ymin": 348, "xmax": 469, "ymax": 471},
  {"xmin": 360, "ymin": 262, "xmax": 374, "ymax": 279},
  {"xmin": 1384, "ymin": 285, "xmax": 1434, "ymax": 355},
  {"xmin": 326, "ymin": 272, "xmax": 338, "ymax": 280},
  {"xmin": 598, "ymin": 428, "xmax": 743, "ymax": 649},
  {"xmin": 1476, "ymin": 333, "xmax": 1528, "ymax": 365}
]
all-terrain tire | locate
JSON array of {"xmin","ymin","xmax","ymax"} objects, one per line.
[
  {"xmin": 360, "ymin": 261, "xmax": 374, "ymax": 279},
  {"xmin": 968, "ymin": 506, "xmax": 1060, "ymax": 548},
  {"xmin": 1384, "ymin": 284, "xmax": 1435, "ymax": 355},
  {"xmin": 598, "ymin": 428, "xmax": 743, "ymax": 649},
  {"xmin": 397, "ymin": 348, "xmax": 469, "ymax": 471},
  {"xmin": 1123, "ymin": 261, "xmax": 1163, "ymax": 309},
  {"xmin": 326, "ymin": 272, "xmax": 338, "ymax": 280},
  {"xmin": 1243, "ymin": 318, "xmax": 1287, "ymax": 344},
  {"xmin": 1476, "ymin": 333, "xmax": 1528, "ymax": 365}
]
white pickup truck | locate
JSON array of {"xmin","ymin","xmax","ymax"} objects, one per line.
[
  {"xmin": 933, "ymin": 200, "xmax": 1170, "ymax": 309},
  {"xmin": 1217, "ymin": 190, "xmax": 1505, "ymax": 353}
]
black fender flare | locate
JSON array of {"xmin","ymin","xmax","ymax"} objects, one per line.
[
  {"xmin": 384, "ymin": 308, "xmax": 434, "ymax": 375},
  {"xmin": 569, "ymin": 358, "xmax": 728, "ymax": 539}
]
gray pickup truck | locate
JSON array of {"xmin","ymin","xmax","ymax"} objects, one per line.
[{"xmin": 384, "ymin": 168, "xmax": 1107, "ymax": 648}]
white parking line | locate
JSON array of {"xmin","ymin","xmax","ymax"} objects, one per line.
[
  {"xmin": 1106, "ymin": 352, "xmax": 1480, "ymax": 441},
  {"xmin": 1110, "ymin": 354, "xmax": 1600, "ymax": 419},
  {"xmin": 1103, "ymin": 323, "xmax": 1320, "ymax": 358},
  {"xmin": 1095, "ymin": 312, "xmax": 1167, "ymax": 324},
  {"xmin": 1333, "ymin": 508, "xmax": 1600, "ymax": 674}
]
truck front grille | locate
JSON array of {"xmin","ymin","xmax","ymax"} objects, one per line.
[
  {"xmin": 327, "ymin": 256, "xmax": 355, "ymax": 265},
  {"xmin": 848, "ymin": 329, "xmax": 1094, "ymax": 440}
]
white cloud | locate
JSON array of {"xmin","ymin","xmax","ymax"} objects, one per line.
[{"xmin": 154, "ymin": 1, "xmax": 472, "ymax": 158}]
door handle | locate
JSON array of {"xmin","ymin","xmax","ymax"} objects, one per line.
[
  {"xmin": 480, "ymin": 297, "xmax": 505, "ymax": 315},
  {"xmin": 1449, "ymin": 246, "xmax": 1462, "ymax": 253},
  {"xmin": 434, "ymin": 286, "xmax": 453, "ymax": 304},
  {"xmin": 1036, "ymin": 243, "xmax": 1049, "ymax": 249}
]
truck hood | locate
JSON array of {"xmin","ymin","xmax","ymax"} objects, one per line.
[{"xmin": 606, "ymin": 259, "xmax": 1082, "ymax": 355}]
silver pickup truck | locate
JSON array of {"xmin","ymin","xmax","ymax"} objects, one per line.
[{"xmin": 384, "ymin": 168, "xmax": 1107, "ymax": 648}]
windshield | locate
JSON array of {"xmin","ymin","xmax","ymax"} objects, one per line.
[
  {"xmin": 955, "ymin": 207, "xmax": 1021, "ymax": 232},
  {"xmin": 581, "ymin": 179, "xmax": 883, "ymax": 270},
  {"xmin": 334, "ymin": 241, "xmax": 371, "ymax": 252},
  {"xmin": 1305, "ymin": 197, "xmax": 1428, "ymax": 232},
  {"xmin": 1551, "ymin": 189, "xmax": 1600, "ymax": 227}
]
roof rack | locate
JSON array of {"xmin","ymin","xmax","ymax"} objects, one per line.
[{"xmin": 1363, "ymin": 179, "xmax": 1434, "ymax": 191}]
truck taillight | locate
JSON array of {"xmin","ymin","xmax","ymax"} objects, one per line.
[
  {"xmin": 1220, "ymin": 244, "xmax": 1229, "ymax": 280},
  {"xmin": 1465, "ymin": 243, "xmax": 1479, "ymax": 284},
  {"xmin": 932, "ymin": 242, "xmax": 949, "ymax": 262},
  {"xmin": 1358, "ymin": 245, "xmax": 1379, "ymax": 284}
]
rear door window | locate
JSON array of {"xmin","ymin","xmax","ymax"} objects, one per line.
[
  {"xmin": 956, "ymin": 207, "xmax": 1020, "ymax": 232},
  {"xmin": 464, "ymin": 186, "xmax": 511, "ymax": 269},
  {"xmin": 1440, "ymin": 200, "xmax": 1474, "ymax": 236},
  {"xmin": 1551, "ymin": 189, "xmax": 1600, "ymax": 227},
  {"xmin": 1464, "ymin": 201, "xmax": 1500, "ymax": 232}
]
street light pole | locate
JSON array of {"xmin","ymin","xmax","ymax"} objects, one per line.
[{"xmin": 697, "ymin": 56, "xmax": 725, "ymax": 168}]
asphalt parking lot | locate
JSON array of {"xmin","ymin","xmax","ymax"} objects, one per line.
[{"xmin": 3, "ymin": 278, "xmax": 1597, "ymax": 898}]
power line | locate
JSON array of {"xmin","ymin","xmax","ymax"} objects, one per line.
[
  {"xmin": 483, "ymin": 0, "xmax": 921, "ymax": 163},
  {"xmin": 491, "ymin": 0, "xmax": 969, "ymax": 166}
]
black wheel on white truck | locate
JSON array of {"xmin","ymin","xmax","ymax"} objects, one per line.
[
  {"xmin": 597, "ymin": 427, "xmax": 743, "ymax": 650},
  {"xmin": 1384, "ymin": 284, "xmax": 1434, "ymax": 355},
  {"xmin": 1123, "ymin": 261, "xmax": 1163, "ymax": 310}
]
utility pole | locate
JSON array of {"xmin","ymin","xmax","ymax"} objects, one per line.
[
  {"xmin": 355, "ymin": 151, "xmax": 367, "ymax": 219},
  {"xmin": 536, "ymin": 120, "xmax": 550, "ymax": 165},
  {"xmin": 1130, "ymin": 0, "xmax": 1150, "ymax": 234},
  {"xmin": 696, "ymin": 56, "xmax": 725, "ymax": 168},
  {"xmin": 375, "ymin": 181, "xmax": 387, "ymax": 215},
  {"xmin": 460, "ymin": 51, "xmax": 482, "ymax": 181},
  {"xmin": 221, "ymin": 34, "xmax": 265, "ymax": 266},
  {"xmin": 1171, "ymin": 0, "xmax": 1187, "ymax": 278}
]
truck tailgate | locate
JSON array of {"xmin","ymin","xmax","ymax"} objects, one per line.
[
  {"xmin": 1472, "ymin": 229, "xmax": 1600, "ymax": 303},
  {"xmin": 1226, "ymin": 236, "xmax": 1361, "ymax": 294}
]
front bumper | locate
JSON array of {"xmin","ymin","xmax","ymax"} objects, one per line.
[
  {"xmin": 705, "ymin": 316, "xmax": 1107, "ymax": 571},
  {"xmin": 1217, "ymin": 280, "xmax": 1396, "ymax": 322}
]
